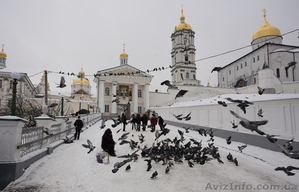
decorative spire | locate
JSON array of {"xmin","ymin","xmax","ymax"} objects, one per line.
[
  {"xmin": 1, "ymin": 44, "xmax": 4, "ymax": 52},
  {"xmin": 262, "ymin": 8, "xmax": 267, "ymax": 18},
  {"xmin": 123, "ymin": 43, "xmax": 126, "ymax": 53},
  {"xmin": 180, "ymin": 5, "xmax": 185, "ymax": 21}
]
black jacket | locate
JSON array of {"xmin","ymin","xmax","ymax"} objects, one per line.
[
  {"xmin": 158, "ymin": 116, "xmax": 164, "ymax": 125},
  {"xmin": 141, "ymin": 114, "xmax": 148, "ymax": 125},
  {"xmin": 101, "ymin": 129, "xmax": 115, "ymax": 150},
  {"xmin": 74, "ymin": 119, "xmax": 83, "ymax": 130}
]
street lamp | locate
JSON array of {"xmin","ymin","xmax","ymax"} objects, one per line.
[
  {"xmin": 96, "ymin": 105, "xmax": 98, "ymax": 113},
  {"xmin": 10, "ymin": 72, "xmax": 20, "ymax": 116},
  {"xmin": 88, "ymin": 103, "xmax": 90, "ymax": 111},
  {"xmin": 79, "ymin": 100, "xmax": 82, "ymax": 111},
  {"xmin": 93, "ymin": 104, "xmax": 95, "ymax": 113},
  {"xmin": 60, "ymin": 94, "xmax": 65, "ymax": 116}
]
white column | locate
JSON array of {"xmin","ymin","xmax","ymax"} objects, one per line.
[
  {"xmin": 3, "ymin": 79, "xmax": 8, "ymax": 107},
  {"xmin": 96, "ymin": 78, "xmax": 99, "ymax": 108},
  {"xmin": 144, "ymin": 84, "xmax": 150, "ymax": 111},
  {"xmin": 133, "ymin": 83, "xmax": 138, "ymax": 114},
  {"xmin": 99, "ymin": 80, "xmax": 105, "ymax": 114},
  {"xmin": 111, "ymin": 81, "xmax": 117, "ymax": 115}
]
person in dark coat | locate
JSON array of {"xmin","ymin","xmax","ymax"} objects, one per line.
[
  {"xmin": 122, "ymin": 113, "xmax": 127, "ymax": 131},
  {"xmin": 101, "ymin": 128, "xmax": 116, "ymax": 156},
  {"xmin": 131, "ymin": 114, "xmax": 136, "ymax": 130},
  {"xmin": 141, "ymin": 113, "xmax": 148, "ymax": 131},
  {"xmin": 158, "ymin": 116, "xmax": 164, "ymax": 131},
  {"xmin": 74, "ymin": 116, "xmax": 84, "ymax": 140},
  {"xmin": 135, "ymin": 114, "xmax": 141, "ymax": 131}
]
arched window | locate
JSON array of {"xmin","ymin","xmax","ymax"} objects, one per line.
[
  {"xmin": 138, "ymin": 89, "xmax": 142, "ymax": 98},
  {"xmin": 105, "ymin": 87, "xmax": 110, "ymax": 96},
  {"xmin": 241, "ymin": 64, "xmax": 243, "ymax": 69},
  {"xmin": 237, "ymin": 66, "xmax": 239, "ymax": 71},
  {"xmin": 276, "ymin": 68, "xmax": 280, "ymax": 78},
  {"xmin": 257, "ymin": 55, "xmax": 259, "ymax": 61},
  {"xmin": 186, "ymin": 72, "xmax": 189, "ymax": 79},
  {"xmin": 245, "ymin": 62, "xmax": 247, "ymax": 67},
  {"xmin": 254, "ymin": 77, "xmax": 256, "ymax": 84}
]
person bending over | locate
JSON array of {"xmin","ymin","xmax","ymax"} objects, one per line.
[{"xmin": 101, "ymin": 128, "xmax": 116, "ymax": 156}]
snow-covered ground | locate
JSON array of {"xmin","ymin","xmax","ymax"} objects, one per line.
[{"xmin": 4, "ymin": 120, "xmax": 299, "ymax": 192}]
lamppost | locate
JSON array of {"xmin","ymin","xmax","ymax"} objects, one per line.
[
  {"xmin": 88, "ymin": 103, "xmax": 90, "ymax": 111},
  {"xmin": 96, "ymin": 105, "xmax": 98, "ymax": 113},
  {"xmin": 93, "ymin": 104, "xmax": 95, "ymax": 113},
  {"xmin": 10, "ymin": 72, "xmax": 20, "ymax": 116},
  {"xmin": 60, "ymin": 94, "xmax": 65, "ymax": 116},
  {"xmin": 79, "ymin": 100, "xmax": 82, "ymax": 111}
]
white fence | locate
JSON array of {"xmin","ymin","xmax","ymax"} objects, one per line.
[{"xmin": 151, "ymin": 98, "xmax": 299, "ymax": 141}]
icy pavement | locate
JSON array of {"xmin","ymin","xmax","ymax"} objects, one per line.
[{"xmin": 3, "ymin": 120, "xmax": 299, "ymax": 192}]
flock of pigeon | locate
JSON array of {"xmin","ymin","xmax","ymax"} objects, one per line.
[{"xmin": 74, "ymin": 83, "xmax": 299, "ymax": 179}]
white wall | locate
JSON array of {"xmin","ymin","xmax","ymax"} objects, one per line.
[{"xmin": 151, "ymin": 98, "xmax": 299, "ymax": 141}]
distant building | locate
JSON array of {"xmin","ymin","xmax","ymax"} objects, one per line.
[
  {"xmin": 0, "ymin": 71, "xmax": 38, "ymax": 115},
  {"xmin": 94, "ymin": 44, "xmax": 153, "ymax": 116},
  {"xmin": 214, "ymin": 10, "xmax": 299, "ymax": 93}
]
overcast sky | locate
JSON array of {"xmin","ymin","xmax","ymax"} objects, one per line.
[{"xmin": 1, "ymin": 0, "xmax": 299, "ymax": 96}]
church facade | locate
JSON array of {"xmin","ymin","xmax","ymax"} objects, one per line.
[
  {"xmin": 94, "ymin": 45, "xmax": 152, "ymax": 116},
  {"xmin": 214, "ymin": 10, "xmax": 299, "ymax": 93}
]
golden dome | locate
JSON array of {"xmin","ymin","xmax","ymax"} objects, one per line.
[
  {"xmin": 252, "ymin": 10, "xmax": 281, "ymax": 41},
  {"xmin": 174, "ymin": 7, "xmax": 192, "ymax": 32},
  {"xmin": 0, "ymin": 44, "xmax": 7, "ymax": 58},
  {"xmin": 73, "ymin": 78, "xmax": 90, "ymax": 85},
  {"xmin": 120, "ymin": 44, "xmax": 128, "ymax": 58}
]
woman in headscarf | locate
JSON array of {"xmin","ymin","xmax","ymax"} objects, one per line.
[{"xmin": 101, "ymin": 128, "xmax": 116, "ymax": 156}]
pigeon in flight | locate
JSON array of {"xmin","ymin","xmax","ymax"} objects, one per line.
[
  {"xmin": 112, "ymin": 97, "xmax": 120, "ymax": 103},
  {"xmin": 257, "ymin": 86, "xmax": 265, "ymax": 95},
  {"xmin": 82, "ymin": 139, "xmax": 96, "ymax": 154},
  {"xmin": 257, "ymin": 109, "xmax": 264, "ymax": 118},
  {"xmin": 100, "ymin": 119, "xmax": 107, "ymax": 129},
  {"xmin": 160, "ymin": 80, "xmax": 173, "ymax": 88},
  {"xmin": 238, "ymin": 144, "xmax": 247, "ymax": 153},
  {"xmin": 175, "ymin": 90, "xmax": 188, "ymax": 99},
  {"xmin": 226, "ymin": 136, "xmax": 232, "ymax": 145},
  {"xmin": 151, "ymin": 171, "xmax": 158, "ymax": 179},
  {"xmin": 266, "ymin": 134, "xmax": 279, "ymax": 143},
  {"xmin": 56, "ymin": 76, "xmax": 66, "ymax": 88},
  {"xmin": 182, "ymin": 112, "xmax": 191, "ymax": 121},
  {"xmin": 275, "ymin": 166, "xmax": 299, "ymax": 176},
  {"xmin": 285, "ymin": 61, "xmax": 297, "ymax": 71},
  {"xmin": 275, "ymin": 142, "xmax": 299, "ymax": 159},
  {"xmin": 226, "ymin": 98, "xmax": 253, "ymax": 114},
  {"xmin": 230, "ymin": 110, "xmax": 267, "ymax": 135},
  {"xmin": 230, "ymin": 120, "xmax": 238, "ymax": 129},
  {"xmin": 48, "ymin": 103, "xmax": 58, "ymax": 108}
]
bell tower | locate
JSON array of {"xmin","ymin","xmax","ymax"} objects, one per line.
[{"xmin": 170, "ymin": 7, "xmax": 200, "ymax": 86}]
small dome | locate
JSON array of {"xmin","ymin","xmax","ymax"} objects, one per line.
[
  {"xmin": 0, "ymin": 44, "xmax": 7, "ymax": 58},
  {"xmin": 174, "ymin": 8, "xmax": 192, "ymax": 32},
  {"xmin": 120, "ymin": 44, "xmax": 128, "ymax": 58},
  {"xmin": 73, "ymin": 78, "xmax": 90, "ymax": 85},
  {"xmin": 252, "ymin": 12, "xmax": 281, "ymax": 41}
]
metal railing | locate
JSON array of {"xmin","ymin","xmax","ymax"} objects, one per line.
[{"xmin": 20, "ymin": 126, "xmax": 44, "ymax": 157}]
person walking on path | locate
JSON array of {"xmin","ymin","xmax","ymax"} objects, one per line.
[
  {"xmin": 122, "ymin": 113, "xmax": 127, "ymax": 131},
  {"xmin": 141, "ymin": 113, "xmax": 148, "ymax": 131},
  {"xmin": 74, "ymin": 116, "xmax": 84, "ymax": 140},
  {"xmin": 136, "ymin": 114, "xmax": 141, "ymax": 131}
]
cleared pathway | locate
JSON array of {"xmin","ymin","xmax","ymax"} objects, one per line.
[{"xmin": 3, "ymin": 120, "xmax": 299, "ymax": 192}]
